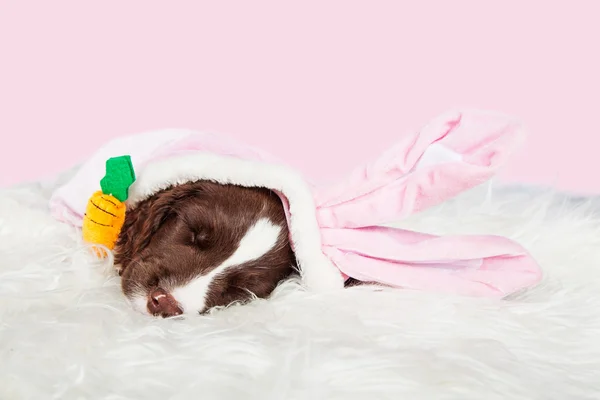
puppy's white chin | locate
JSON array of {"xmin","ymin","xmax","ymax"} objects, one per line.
[{"xmin": 127, "ymin": 294, "xmax": 151, "ymax": 316}]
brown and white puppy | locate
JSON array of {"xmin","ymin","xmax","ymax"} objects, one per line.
[{"xmin": 114, "ymin": 180, "xmax": 297, "ymax": 317}]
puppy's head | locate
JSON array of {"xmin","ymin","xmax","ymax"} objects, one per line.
[{"xmin": 114, "ymin": 181, "xmax": 296, "ymax": 317}]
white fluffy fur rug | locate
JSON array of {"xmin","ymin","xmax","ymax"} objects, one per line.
[{"xmin": 2, "ymin": 171, "xmax": 600, "ymax": 399}]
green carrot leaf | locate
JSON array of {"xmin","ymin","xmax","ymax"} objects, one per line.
[{"xmin": 99, "ymin": 155, "xmax": 136, "ymax": 202}]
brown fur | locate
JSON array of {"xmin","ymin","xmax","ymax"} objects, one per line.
[{"xmin": 114, "ymin": 181, "xmax": 297, "ymax": 316}]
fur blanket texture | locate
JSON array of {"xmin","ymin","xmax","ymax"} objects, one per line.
[{"xmin": 1, "ymin": 170, "xmax": 599, "ymax": 399}]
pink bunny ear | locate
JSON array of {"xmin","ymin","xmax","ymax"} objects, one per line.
[
  {"xmin": 314, "ymin": 110, "xmax": 525, "ymax": 228},
  {"xmin": 320, "ymin": 226, "xmax": 542, "ymax": 297},
  {"xmin": 312, "ymin": 110, "xmax": 542, "ymax": 298}
]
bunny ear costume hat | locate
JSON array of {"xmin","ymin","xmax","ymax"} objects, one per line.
[{"xmin": 49, "ymin": 110, "xmax": 542, "ymax": 297}]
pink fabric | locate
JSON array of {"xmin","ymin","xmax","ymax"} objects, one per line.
[
  {"xmin": 321, "ymin": 227, "xmax": 540, "ymax": 297},
  {"xmin": 49, "ymin": 110, "xmax": 542, "ymax": 298},
  {"xmin": 309, "ymin": 110, "xmax": 541, "ymax": 297},
  {"xmin": 314, "ymin": 111, "xmax": 523, "ymax": 227}
]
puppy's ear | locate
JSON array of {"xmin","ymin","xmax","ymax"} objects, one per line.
[{"xmin": 114, "ymin": 192, "xmax": 176, "ymax": 273}]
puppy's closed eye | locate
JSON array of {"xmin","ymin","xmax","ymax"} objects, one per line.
[{"xmin": 190, "ymin": 229, "xmax": 212, "ymax": 248}]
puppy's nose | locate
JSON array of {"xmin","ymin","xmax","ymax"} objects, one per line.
[{"xmin": 147, "ymin": 288, "xmax": 183, "ymax": 318}]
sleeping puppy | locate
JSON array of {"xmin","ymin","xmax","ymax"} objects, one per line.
[{"xmin": 114, "ymin": 180, "xmax": 297, "ymax": 317}]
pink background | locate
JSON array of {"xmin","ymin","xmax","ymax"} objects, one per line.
[{"xmin": 1, "ymin": 1, "xmax": 599, "ymax": 194}]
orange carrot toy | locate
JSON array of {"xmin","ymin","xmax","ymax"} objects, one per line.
[{"xmin": 82, "ymin": 155, "xmax": 136, "ymax": 257}]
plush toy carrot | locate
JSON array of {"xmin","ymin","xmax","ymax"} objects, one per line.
[{"xmin": 82, "ymin": 155, "xmax": 136, "ymax": 257}]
